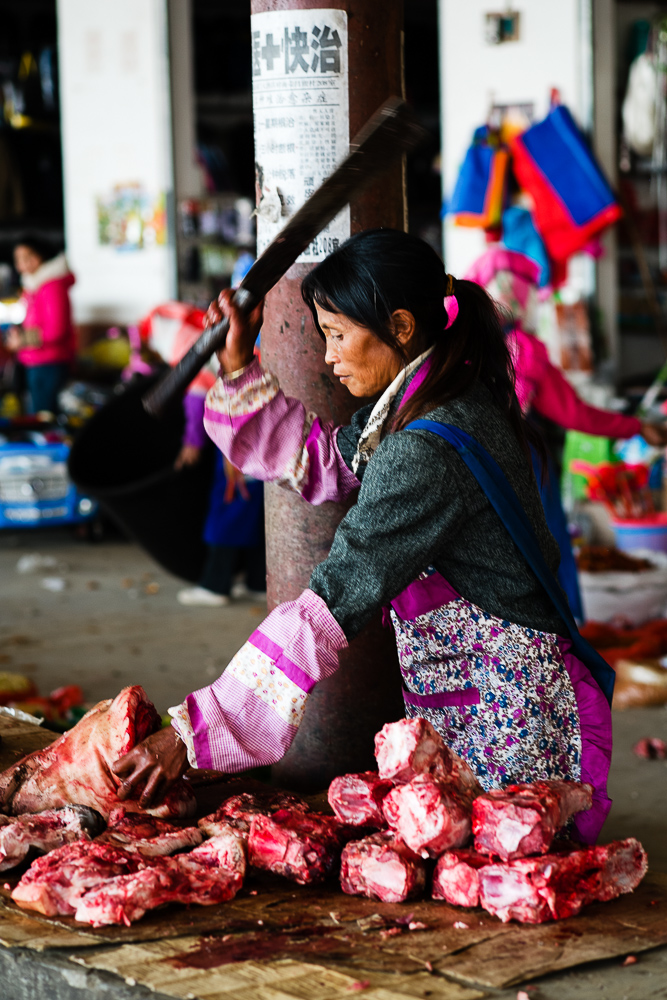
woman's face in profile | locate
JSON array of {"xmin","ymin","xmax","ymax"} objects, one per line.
[{"xmin": 316, "ymin": 304, "xmax": 415, "ymax": 398}]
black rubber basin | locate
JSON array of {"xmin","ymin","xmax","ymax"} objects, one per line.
[{"xmin": 68, "ymin": 375, "xmax": 214, "ymax": 582}]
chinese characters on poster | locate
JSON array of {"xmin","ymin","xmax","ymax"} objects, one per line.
[{"xmin": 251, "ymin": 10, "xmax": 349, "ymax": 262}]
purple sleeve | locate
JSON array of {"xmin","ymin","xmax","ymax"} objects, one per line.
[
  {"xmin": 203, "ymin": 357, "xmax": 360, "ymax": 505},
  {"xmin": 183, "ymin": 589, "xmax": 347, "ymax": 772},
  {"xmin": 182, "ymin": 392, "xmax": 208, "ymax": 449}
]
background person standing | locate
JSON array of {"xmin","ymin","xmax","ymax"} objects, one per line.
[{"xmin": 6, "ymin": 238, "xmax": 75, "ymax": 414}]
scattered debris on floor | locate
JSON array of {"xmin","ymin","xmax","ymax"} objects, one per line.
[
  {"xmin": 633, "ymin": 737, "xmax": 667, "ymax": 759},
  {"xmin": 16, "ymin": 554, "xmax": 59, "ymax": 575},
  {"xmin": 40, "ymin": 577, "xmax": 68, "ymax": 593}
]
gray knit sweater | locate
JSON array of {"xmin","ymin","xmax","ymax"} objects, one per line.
[{"xmin": 309, "ymin": 376, "xmax": 567, "ymax": 641}]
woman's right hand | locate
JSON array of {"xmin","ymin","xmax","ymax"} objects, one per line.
[{"xmin": 206, "ymin": 289, "xmax": 264, "ymax": 374}]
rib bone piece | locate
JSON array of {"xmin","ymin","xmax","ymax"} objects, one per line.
[
  {"xmin": 478, "ymin": 838, "xmax": 648, "ymax": 923},
  {"xmin": 0, "ymin": 686, "xmax": 196, "ymax": 819},
  {"xmin": 97, "ymin": 807, "xmax": 203, "ymax": 856},
  {"xmin": 328, "ymin": 771, "xmax": 394, "ymax": 828},
  {"xmin": 198, "ymin": 790, "xmax": 308, "ymax": 839},
  {"xmin": 472, "ymin": 780, "xmax": 593, "ymax": 860},
  {"xmin": 340, "ymin": 831, "xmax": 427, "ymax": 902},
  {"xmin": 11, "ymin": 840, "xmax": 147, "ymax": 916},
  {"xmin": 0, "ymin": 805, "xmax": 105, "ymax": 872},
  {"xmin": 74, "ymin": 828, "xmax": 246, "ymax": 927}
]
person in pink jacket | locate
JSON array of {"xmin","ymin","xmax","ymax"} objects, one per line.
[
  {"xmin": 465, "ymin": 248, "xmax": 667, "ymax": 442},
  {"xmin": 465, "ymin": 247, "xmax": 667, "ymax": 618},
  {"xmin": 6, "ymin": 238, "xmax": 76, "ymax": 414}
]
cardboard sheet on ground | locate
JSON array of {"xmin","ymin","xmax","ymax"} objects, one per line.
[
  {"xmin": 0, "ymin": 714, "xmax": 55, "ymax": 771},
  {"xmin": 0, "ymin": 871, "xmax": 666, "ymax": 988},
  {"xmin": 71, "ymin": 950, "xmax": 483, "ymax": 1000}
]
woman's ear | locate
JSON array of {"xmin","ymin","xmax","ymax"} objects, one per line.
[{"xmin": 391, "ymin": 309, "xmax": 417, "ymax": 346}]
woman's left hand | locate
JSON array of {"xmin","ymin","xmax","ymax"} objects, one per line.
[
  {"xmin": 112, "ymin": 726, "xmax": 188, "ymax": 809},
  {"xmin": 641, "ymin": 422, "xmax": 667, "ymax": 447},
  {"xmin": 174, "ymin": 444, "xmax": 202, "ymax": 470}
]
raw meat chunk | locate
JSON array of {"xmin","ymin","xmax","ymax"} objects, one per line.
[
  {"xmin": 97, "ymin": 807, "xmax": 202, "ymax": 856},
  {"xmin": 0, "ymin": 686, "xmax": 196, "ymax": 820},
  {"xmin": 0, "ymin": 805, "xmax": 105, "ymax": 872},
  {"xmin": 11, "ymin": 840, "xmax": 147, "ymax": 916},
  {"xmin": 478, "ymin": 838, "xmax": 648, "ymax": 923},
  {"xmin": 74, "ymin": 828, "xmax": 246, "ymax": 927},
  {"xmin": 340, "ymin": 831, "xmax": 426, "ymax": 902},
  {"xmin": 432, "ymin": 849, "xmax": 490, "ymax": 907},
  {"xmin": 375, "ymin": 718, "xmax": 449, "ymax": 784},
  {"xmin": 472, "ymin": 780, "xmax": 593, "ymax": 860},
  {"xmin": 328, "ymin": 771, "xmax": 394, "ymax": 828},
  {"xmin": 248, "ymin": 809, "xmax": 347, "ymax": 884},
  {"xmin": 382, "ymin": 774, "xmax": 471, "ymax": 858},
  {"xmin": 374, "ymin": 719, "xmax": 482, "ymax": 806},
  {"xmin": 198, "ymin": 790, "xmax": 308, "ymax": 839}
]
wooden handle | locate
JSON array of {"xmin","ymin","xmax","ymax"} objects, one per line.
[{"xmin": 142, "ymin": 289, "xmax": 255, "ymax": 418}]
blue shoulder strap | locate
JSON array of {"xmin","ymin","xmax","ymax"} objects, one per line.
[{"xmin": 406, "ymin": 419, "xmax": 615, "ymax": 705}]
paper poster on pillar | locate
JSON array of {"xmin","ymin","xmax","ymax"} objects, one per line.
[{"xmin": 251, "ymin": 9, "xmax": 350, "ymax": 262}]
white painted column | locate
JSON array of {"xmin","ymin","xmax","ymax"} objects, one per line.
[
  {"xmin": 57, "ymin": 0, "xmax": 176, "ymax": 325},
  {"xmin": 168, "ymin": 0, "xmax": 203, "ymax": 201},
  {"xmin": 592, "ymin": 0, "xmax": 619, "ymax": 366}
]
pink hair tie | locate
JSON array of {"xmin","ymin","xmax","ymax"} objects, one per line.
[{"xmin": 444, "ymin": 294, "xmax": 458, "ymax": 329}]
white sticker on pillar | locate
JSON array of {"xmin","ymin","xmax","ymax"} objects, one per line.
[{"xmin": 251, "ymin": 9, "xmax": 350, "ymax": 262}]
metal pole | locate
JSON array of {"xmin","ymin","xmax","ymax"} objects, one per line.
[{"xmin": 250, "ymin": 0, "xmax": 406, "ymax": 789}]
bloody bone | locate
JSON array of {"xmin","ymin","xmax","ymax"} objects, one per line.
[
  {"xmin": 0, "ymin": 805, "xmax": 105, "ymax": 872},
  {"xmin": 198, "ymin": 791, "xmax": 308, "ymax": 839},
  {"xmin": 478, "ymin": 838, "xmax": 648, "ymax": 923},
  {"xmin": 0, "ymin": 686, "xmax": 196, "ymax": 820},
  {"xmin": 375, "ymin": 718, "xmax": 449, "ymax": 784},
  {"xmin": 374, "ymin": 719, "xmax": 482, "ymax": 807},
  {"xmin": 74, "ymin": 828, "xmax": 246, "ymax": 927},
  {"xmin": 11, "ymin": 840, "xmax": 148, "ymax": 916},
  {"xmin": 97, "ymin": 807, "xmax": 202, "ymax": 856},
  {"xmin": 382, "ymin": 774, "xmax": 472, "ymax": 858},
  {"xmin": 472, "ymin": 780, "xmax": 593, "ymax": 860},
  {"xmin": 340, "ymin": 831, "xmax": 426, "ymax": 902},
  {"xmin": 432, "ymin": 849, "xmax": 490, "ymax": 907},
  {"xmin": 248, "ymin": 809, "xmax": 348, "ymax": 884},
  {"xmin": 328, "ymin": 771, "xmax": 394, "ymax": 827}
]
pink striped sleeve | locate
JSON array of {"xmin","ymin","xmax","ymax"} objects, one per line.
[
  {"xmin": 204, "ymin": 357, "xmax": 359, "ymax": 505},
  {"xmin": 183, "ymin": 589, "xmax": 347, "ymax": 773}
]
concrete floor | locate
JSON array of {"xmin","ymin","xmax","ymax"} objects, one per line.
[
  {"xmin": 1, "ymin": 528, "xmax": 667, "ymax": 999},
  {"xmin": 0, "ymin": 527, "xmax": 266, "ymax": 715}
]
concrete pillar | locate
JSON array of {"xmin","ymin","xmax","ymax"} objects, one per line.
[{"xmin": 250, "ymin": 0, "xmax": 406, "ymax": 789}]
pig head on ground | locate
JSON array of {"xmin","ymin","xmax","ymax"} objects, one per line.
[{"xmin": 0, "ymin": 686, "xmax": 195, "ymax": 819}]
